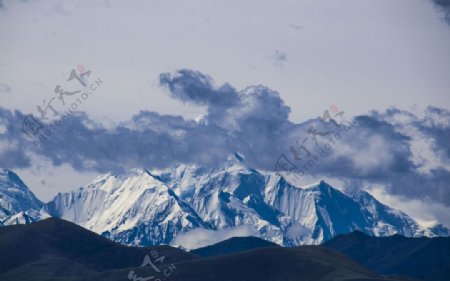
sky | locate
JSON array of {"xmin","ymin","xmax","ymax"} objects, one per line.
[{"xmin": 0, "ymin": 0, "xmax": 450, "ymax": 228}]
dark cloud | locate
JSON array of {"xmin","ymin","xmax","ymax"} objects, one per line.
[
  {"xmin": 432, "ymin": 0, "xmax": 450, "ymax": 24},
  {"xmin": 273, "ymin": 49, "xmax": 287, "ymax": 65},
  {"xmin": 0, "ymin": 69, "xmax": 449, "ymax": 209},
  {"xmin": 298, "ymin": 107, "xmax": 450, "ymax": 206},
  {"xmin": 159, "ymin": 69, "xmax": 291, "ymax": 137},
  {"xmin": 312, "ymin": 115, "xmax": 415, "ymax": 178},
  {"xmin": 0, "ymin": 109, "xmax": 32, "ymax": 167},
  {"xmin": 0, "ymin": 69, "xmax": 292, "ymax": 173},
  {"xmin": 159, "ymin": 69, "xmax": 239, "ymax": 108},
  {"xmin": 415, "ymin": 106, "xmax": 450, "ymax": 160}
]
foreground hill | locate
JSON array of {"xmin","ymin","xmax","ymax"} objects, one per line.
[
  {"xmin": 0, "ymin": 218, "xmax": 197, "ymax": 280},
  {"xmin": 0, "ymin": 218, "xmax": 402, "ymax": 281},
  {"xmin": 165, "ymin": 246, "xmax": 399, "ymax": 281},
  {"xmin": 324, "ymin": 231, "xmax": 450, "ymax": 281}
]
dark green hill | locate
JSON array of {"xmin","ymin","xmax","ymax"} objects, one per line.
[
  {"xmin": 324, "ymin": 231, "xmax": 450, "ymax": 281},
  {"xmin": 0, "ymin": 219, "xmax": 404, "ymax": 281},
  {"xmin": 0, "ymin": 217, "xmax": 196, "ymax": 280}
]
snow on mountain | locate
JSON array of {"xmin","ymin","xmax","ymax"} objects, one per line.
[
  {"xmin": 155, "ymin": 155, "xmax": 290, "ymax": 245},
  {"xmin": 352, "ymin": 190, "xmax": 433, "ymax": 237},
  {"xmin": 40, "ymin": 153, "xmax": 425, "ymax": 246},
  {"xmin": 44, "ymin": 168, "xmax": 208, "ymax": 246},
  {"xmin": 141, "ymin": 154, "xmax": 430, "ymax": 245},
  {"xmin": 0, "ymin": 168, "xmax": 43, "ymax": 222},
  {"xmin": 0, "ymin": 158, "xmax": 439, "ymax": 246},
  {"xmin": 2, "ymin": 209, "xmax": 51, "ymax": 226},
  {"xmin": 429, "ymin": 224, "xmax": 450, "ymax": 237}
]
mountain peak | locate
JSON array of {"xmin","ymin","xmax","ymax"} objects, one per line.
[
  {"xmin": 0, "ymin": 169, "xmax": 43, "ymax": 221},
  {"xmin": 225, "ymin": 152, "xmax": 246, "ymax": 165},
  {"xmin": 233, "ymin": 152, "xmax": 245, "ymax": 162},
  {"xmin": 0, "ymin": 168, "xmax": 28, "ymax": 191},
  {"xmin": 288, "ymin": 180, "xmax": 333, "ymax": 191},
  {"xmin": 316, "ymin": 180, "xmax": 331, "ymax": 189}
]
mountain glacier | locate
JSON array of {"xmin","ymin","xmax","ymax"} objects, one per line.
[
  {"xmin": 0, "ymin": 168, "xmax": 44, "ymax": 225},
  {"xmin": 0, "ymin": 155, "xmax": 441, "ymax": 246}
]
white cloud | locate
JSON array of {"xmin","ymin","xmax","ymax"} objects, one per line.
[
  {"xmin": 172, "ymin": 225, "xmax": 258, "ymax": 250},
  {"xmin": 0, "ymin": 123, "xmax": 6, "ymax": 134},
  {"xmin": 379, "ymin": 107, "xmax": 450, "ymax": 174}
]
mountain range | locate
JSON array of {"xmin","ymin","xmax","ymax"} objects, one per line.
[
  {"xmin": 0, "ymin": 154, "xmax": 447, "ymax": 248},
  {"xmin": 0, "ymin": 168, "xmax": 46, "ymax": 225},
  {"xmin": 0, "ymin": 218, "xmax": 409, "ymax": 281}
]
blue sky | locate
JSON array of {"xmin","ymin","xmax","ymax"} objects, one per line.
[{"xmin": 0, "ymin": 0, "xmax": 449, "ymax": 227}]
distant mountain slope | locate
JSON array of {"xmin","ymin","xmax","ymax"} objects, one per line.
[
  {"xmin": 0, "ymin": 218, "xmax": 403, "ymax": 281},
  {"xmin": 0, "ymin": 218, "xmax": 197, "ymax": 280},
  {"xmin": 324, "ymin": 231, "xmax": 450, "ymax": 281},
  {"xmin": 0, "ymin": 169, "xmax": 43, "ymax": 222},
  {"xmin": 44, "ymin": 169, "xmax": 208, "ymax": 246},
  {"xmin": 190, "ymin": 236, "xmax": 279, "ymax": 257},
  {"xmin": 429, "ymin": 224, "xmax": 450, "ymax": 237}
]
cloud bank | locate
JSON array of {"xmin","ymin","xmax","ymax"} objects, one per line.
[
  {"xmin": 432, "ymin": 0, "xmax": 450, "ymax": 23},
  {"xmin": 0, "ymin": 69, "xmax": 449, "ymax": 212}
]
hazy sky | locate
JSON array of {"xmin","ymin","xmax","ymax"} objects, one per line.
[
  {"xmin": 1, "ymin": 0, "xmax": 449, "ymax": 122},
  {"xmin": 1, "ymin": 0, "xmax": 449, "ymax": 227}
]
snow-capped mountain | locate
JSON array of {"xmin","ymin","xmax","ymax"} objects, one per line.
[
  {"xmin": 352, "ymin": 190, "xmax": 431, "ymax": 237},
  {"xmin": 2, "ymin": 209, "xmax": 50, "ymax": 226},
  {"xmin": 29, "ymin": 154, "xmax": 431, "ymax": 246},
  {"xmin": 0, "ymin": 168, "xmax": 43, "ymax": 223},
  {"xmin": 44, "ymin": 169, "xmax": 208, "ymax": 246},
  {"xmin": 429, "ymin": 224, "xmax": 450, "ymax": 237}
]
